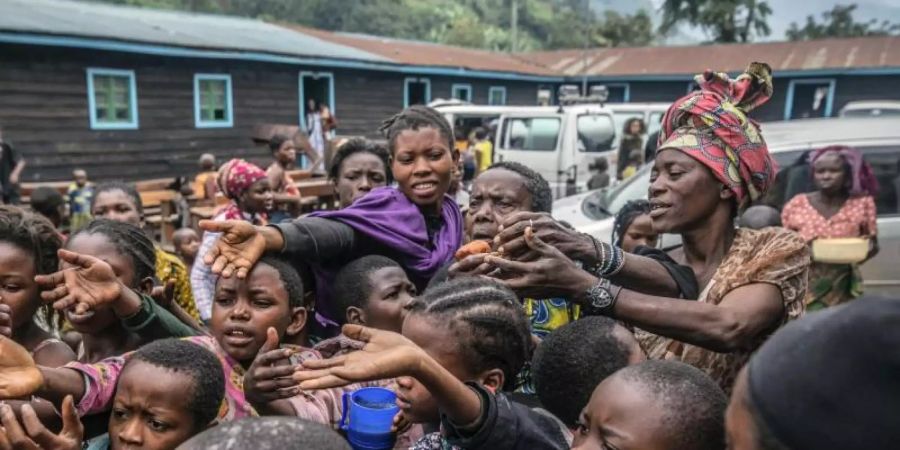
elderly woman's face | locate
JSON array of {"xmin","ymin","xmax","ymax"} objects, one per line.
[{"xmin": 648, "ymin": 150, "xmax": 724, "ymax": 233}]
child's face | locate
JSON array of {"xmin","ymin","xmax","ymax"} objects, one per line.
[
  {"xmin": 357, "ymin": 266, "xmax": 415, "ymax": 334},
  {"xmin": 571, "ymin": 374, "xmax": 669, "ymax": 450},
  {"xmin": 391, "ymin": 127, "xmax": 457, "ymax": 214},
  {"xmin": 209, "ymin": 263, "xmax": 303, "ymax": 366},
  {"xmin": 396, "ymin": 314, "xmax": 478, "ymax": 424},
  {"xmin": 238, "ymin": 179, "xmax": 274, "ymax": 215},
  {"xmin": 620, "ymin": 214, "xmax": 658, "ymax": 253},
  {"xmin": 92, "ymin": 190, "xmax": 142, "ymax": 226},
  {"xmin": 334, "ymin": 152, "xmax": 388, "ymax": 209},
  {"xmin": 0, "ymin": 242, "xmax": 40, "ymax": 330},
  {"xmin": 109, "ymin": 360, "xmax": 201, "ymax": 450},
  {"xmin": 176, "ymin": 234, "xmax": 200, "ymax": 261},
  {"xmin": 64, "ymin": 233, "xmax": 137, "ymax": 333},
  {"xmin": 275, "ymin": 141, "xmax": 297, "ymax": 166},
  {"xmin": 74, "ymin": 172, "xmax": 88, "ymax": 187}
]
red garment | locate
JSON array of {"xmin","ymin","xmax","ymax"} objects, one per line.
[
  {"xmin": 781, "ymin": 194, "xmax": 877, "ymax": 242},
  {"xmin": 658, "ymin": 62, "xmax": 777, "ymax": 206}
]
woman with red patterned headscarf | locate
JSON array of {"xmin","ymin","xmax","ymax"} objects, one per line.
[
  {"xmin": 483, "ymin": 63, "xmax": 810, "ymax": 393},
  {"xmin": 191, "ymin": 159, "xmax": 273, "ymax": 321},
  {"xmin": 782, "ymin": 146, "xmax": 879, "ymax": 309}
]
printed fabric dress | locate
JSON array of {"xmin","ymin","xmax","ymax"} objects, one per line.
[
  {"xmin": 781, "ymin": 194, "xmax": 877, "ymax": 309},
  {"xmin": 637, "ymin": 227, "xmax": 809, "ymax": 393}
]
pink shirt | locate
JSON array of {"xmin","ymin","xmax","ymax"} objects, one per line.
[{"xmin": 781, "ymin": 194, "xmax": 877, "ymax": 242}]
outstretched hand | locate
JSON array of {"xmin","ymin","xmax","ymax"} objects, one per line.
[
  {"xmin": 244, "ymin": 327, "xmax": 301, "ymax": 407},
  {"xmin": 294, "ymin": 324, "xmax": 424, "ymax": 390},
  {"xmin": 485, "ymin": 226, "xmax": 595, "ymax": 300},
  {"xmin": 35, "ymin": 249, "xmax": 122, "ymax": 315},
  {"xmin": 0, "ymin": 396, "xmax": 83, "ymax": 450},
  {"xmin": 0, "ymin": 336, "xmax": 42, "ymax": 399},
  {"xmin": 199, "ymin": 220, "xmax": 268, "ymax": 279},
  {"xmin": 494, "ymin": 212, "xmax": 593, "ymax": 262}
]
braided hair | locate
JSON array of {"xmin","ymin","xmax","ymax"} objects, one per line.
[
  {"xmin": 486, "ymin": 161, "xmax": 553, "ymax": 213},
  {"xmin": 378, "ymin": 105, "xmax": 455, "ymax": 156},
  {"xmin": 612, "ymin": 199, "xmax": 651, "ymax": 248},
  {"xmin": 69, "ymin": 219, "xmax": 156, "ymax": 288},
  {"xmin": 91, "ymin": 181, "xmax": 144, "ymax": 215},
  {"xmin": 328, "ymin": 138, "xmax": 393, "ymax": 184},
  {"xmin": 410, "ymin": 278, "xmax": 531, "ymax": 390},
  {"xmin": 0, "ymin": 205, "xmax": 63, "ymax": 327}
]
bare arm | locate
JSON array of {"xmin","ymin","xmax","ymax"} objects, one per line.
[
  {"xmin": 35, "ymin": 367, "xmax": 86, "ymax": 408},
  {"xmin": 10, "ymin": 159, "xmax": 25, "ymax": 184}
]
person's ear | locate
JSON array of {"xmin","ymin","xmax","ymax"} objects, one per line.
[
  {"xmin": 479, "ymin": 368, "xmax": 505, "ymax": 394},
  {"xmin": 285, "ymin": 306, "xmax": 308, "ymax": 337},
  {"xmin": 346, "ymin": 307, "xmax": 365, "ymax": 326},
  {"xmin": 719, "ymin": 183, "xmax": 735, "ymax": 201},
  {"xmin": 138, "ymin": 277, "xmax": 155, "ymax": 296}
]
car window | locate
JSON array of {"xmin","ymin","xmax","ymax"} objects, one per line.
[
  {"xmin": 647, "ymin": 111, "xmax": 665, "ymax": 135},
  {"xmin": 505, "ymin": 117, "xmax": 560, "ymax": 151},
  {"xmin": 606, "ymin": 164, "xmax": 652, "ymax": 214},
  {"xmin": 576, "ymin": 114, "xmax": 616, "ymax": 153}
]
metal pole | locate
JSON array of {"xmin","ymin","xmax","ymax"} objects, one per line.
[{"xmin": 581, "ymin": 0, "xmax": 589, "ymax": 95}]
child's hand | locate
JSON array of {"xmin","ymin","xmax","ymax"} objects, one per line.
[
  {"xmin": 0, "ymin": 395, "xmax": 83, "ymax": 450},
  {"xmin": 149, "ymin": 279, "xmax": 176, "ymax": 309},
  {"xmin": 199, "ymin": 220, "xmax": 270, "ymax": 279},
  {"xmin": 0, "ymin": 336, "xmax": 42, "ymax": 399},
  {"xmin": 391, "ymin": 410, "xmax": 412, "ymax": 434},
  {"xmin": 244, "ymin": 328, "xmax": 300, "ymax": 408},
  {"xmin": 0, "ymin": 304, "xmax": 12, "ymax": 339},
  {"xmin": 294, "ymin": 324, "xmax": 424, "ymax": 390},
  {"xmin": 35, "ymin": 250, "xmax": 122, "ymax": 315}
]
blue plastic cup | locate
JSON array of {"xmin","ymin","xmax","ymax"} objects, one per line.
[{"xmin": 339, "ymin": 387, "xmax": 399, "ymax": 450}]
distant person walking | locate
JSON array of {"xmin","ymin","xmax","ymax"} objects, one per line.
[
  {"xmin": 616, "ymin": 118, "xmax": 645, "ymax": 180},
  {"xmin": 67, "ymin": 168, "xmax": 93, "ymax": 231},
  {"xmin": 0, "ymin": 126, "xmax": 25, "ymax": 204},
  {"xmin": 473, "ymin": 127, "xmax": 493, "ymax": 174},
  {"xmin": 782, "ymin": 146, "xmax": 879, "ymax": 309}
]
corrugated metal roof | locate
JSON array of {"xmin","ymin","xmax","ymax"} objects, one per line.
[
  {"xmin": 278, "ymin": 23, "xmax": 556, "ymax": 76},
  {"xmin": 0, "ymin": 0, "xmax": 388, "ymax": 63},
  {"xmin": 517, "ymin": 36, "xmax": 900, "ymax": 77}
]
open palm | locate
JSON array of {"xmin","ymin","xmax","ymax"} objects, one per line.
[
  {"xmin": 35, "ymin": 250, "xmax": 121, "ymax": 315},
  {"xmin": 0, "ymin": 336, "xmax": 42, "ymax": 399},
  {"xmin": 294, "ymin": 325, "xmax": 424, "ymax": 390},
  {"xmin": 199, "ymin": 220, "xmax": 267, "ymax": 279}
]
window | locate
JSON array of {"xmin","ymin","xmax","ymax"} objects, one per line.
[
  {"xmin": 194, "ymin": 74, "xmax": 233, "ymax": 128},
  {"xmin": 404, "ymin": 77, "xmax": 431, "ymax": 107},
  {"xmin": 576, "ymin": 114, "xmax": 615, "ymax": 153},
  {"xmin": 506, "ymin": 118, "xmax": 560, "ymax": 151},
  {"xmin": 86, "ymin": 68, "xmax": 138, "ymax": 130},
  {"xmin": 488, "ymin": 86, "xmax": 507, "ymax": 106},
  {"xmin": 451, "ymin": 84, "xmax": 472, "ymax": 102},
  {"xmin": 647, "ymin": 111, "xmax": 665, "ymax": 136},
  {"xmin": 785, "ymin": 79, "xmax": 836, "ymax": 120}
]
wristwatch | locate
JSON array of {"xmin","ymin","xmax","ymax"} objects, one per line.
[{"xmin": 581, "ymin": 278, "xmax": 619, "ymax": 316}]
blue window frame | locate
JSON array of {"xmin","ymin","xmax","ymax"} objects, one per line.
[
  {"xmin": 784, "ymin": 78, "xmax": 837, "ymax": 120},
  {"xmin": 404, "ymin": 77, "xmax": 432, "ymax": 107},
  {"xmin": 489, "ymin": 86, "xmax": 507, "ymax": 105},
  {"xmin": 451, "ymin": 83, "xmax": 472, "ymax": 102},
  {"xmin": 194, "ymin": 74, "xmax": 233, "ymax": 128},
  {"xmin": 86, "ymin": 68, "xmax": 138, "ymax": 130}
]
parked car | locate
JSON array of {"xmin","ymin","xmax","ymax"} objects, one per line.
[
  {"xmin": 839, "ymin": 100, "xmax": 900, "ymax": 118},
  {"xmin": 553, "ymin": 117, "xmax": 900, "ymax": 296}
]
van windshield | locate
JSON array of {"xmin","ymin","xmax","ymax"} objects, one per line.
[{"xmin": 577, "ymin": 114, "xmax": 616, "ymax": 153}]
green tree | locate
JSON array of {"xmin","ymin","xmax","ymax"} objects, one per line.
[
  {"xmin": 786, "ymin": 4, "xmax": 900, "ymax": 41},
  {"xmin": 660, "ymin": 0, "xmax": 772, "ymax": 43}
]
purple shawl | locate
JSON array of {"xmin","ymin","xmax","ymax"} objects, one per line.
[{"xmin": 309, "ymin": 187, "xmax": 463, "ymax": 326}]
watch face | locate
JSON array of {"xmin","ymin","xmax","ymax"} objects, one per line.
[{"xmin": 588, "ymin": 284, "xmax": 612, "ymax": 309}]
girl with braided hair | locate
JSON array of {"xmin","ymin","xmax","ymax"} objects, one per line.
[
  {"xmin": 199, "ymin": 105, "xmax": 462, "ymax": 336},
  {"xmin": 611, "ymin": 199, "xmax": 658, "ymax": 253},
  {"xmin": 295, "ymin": 277, "xmax": 567, "ymax": 450},
  {"xmin": 0, "ymin": 205, "xmax": 75, "ymax": 366}
]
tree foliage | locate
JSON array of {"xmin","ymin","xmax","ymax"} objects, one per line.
[
  {"xmin": 659, "ymin": 0, "xmax": 771, "ymax": 43},
  {"xmin": 92, "ymin": 0, "xmax": 656, "ymax": 50},
  {"xmin": 786, "ymin": 4, "xmax": 900, "ymax": 41}
]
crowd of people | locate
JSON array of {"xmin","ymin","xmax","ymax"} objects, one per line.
[{"xmin": 0, "ymin": 62, "xmax": 895, "ymax": 450}]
